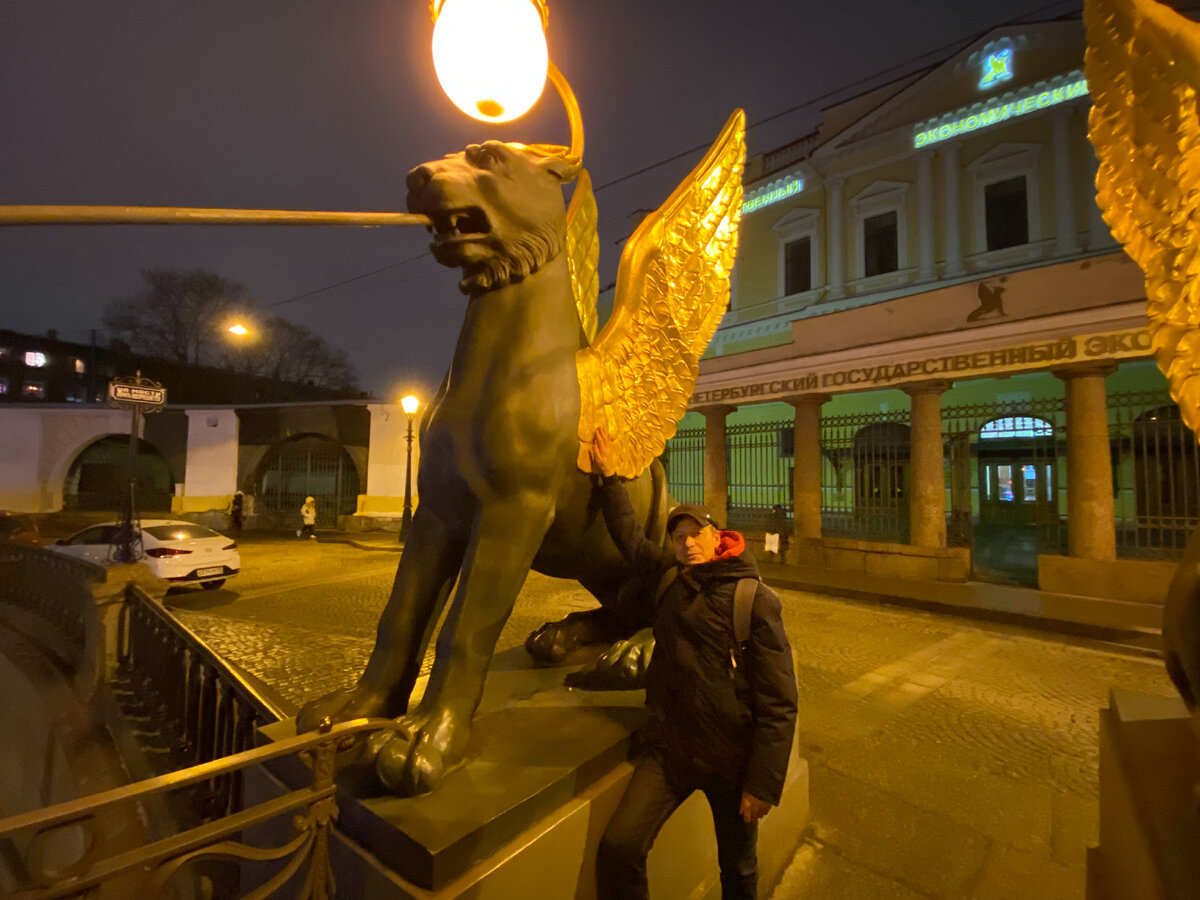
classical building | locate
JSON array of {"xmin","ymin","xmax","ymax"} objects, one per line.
[{"xmin": 667, "ymin": 15, "xmax": 1191, "ymax": 617}]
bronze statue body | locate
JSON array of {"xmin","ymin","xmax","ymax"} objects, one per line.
[
  {"xmin": 1165, "ymin": 531, "xmax": 1200, "ymax": 739},
  {"xmin": 298, "ymin": 140, "xmax": 666, "ymax": 795}
]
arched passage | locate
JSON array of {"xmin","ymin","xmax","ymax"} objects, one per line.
[
  {"xmin": 253, "ymin": 434, "xmax": 360, "ymax": 527},
  {"xmin": 64, "ymin": 435, "xmax": 175, "ymax": 512}
]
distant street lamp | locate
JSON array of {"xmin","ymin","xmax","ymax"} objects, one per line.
[
  {"xmin": 227, "ymin": 322, "xmax": 250, "ymax": 337},
  {"xmin": 399, "ymin": 394, "xmax": 420, "ymax": 543}
]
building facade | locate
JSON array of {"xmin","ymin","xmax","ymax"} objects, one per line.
[{"xmin": 668, "ymin": 17, "xmax": 1192, "ymax": 613}]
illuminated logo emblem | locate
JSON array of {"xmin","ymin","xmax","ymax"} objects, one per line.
[{"xmin": 981, "ymin": 48, "xmax": 1014, "ymax": 90}]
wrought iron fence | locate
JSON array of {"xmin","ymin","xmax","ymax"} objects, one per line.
[
  {"xmin": 662, "ymin": 426, "xmax": 704, "ymax": 505},
  {"xmin": 726, "ymin": 420, "xmax": 793, "ymax": 532},
  {"xmin": 1109, "ymin": 389, "xmax": 1199, "ymax": 559},
  {"xmin": 116, "ymin": 584, "xmax": 291, "ymax": 819},
  {"xmin": 820, "ymin": 409, "xmax": 912, "ymax": 542}
]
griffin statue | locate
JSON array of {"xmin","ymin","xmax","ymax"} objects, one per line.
[
  {"xmin": 1085, "ymin": 0, "xmax": 1200, "ymax": 736},
  {"xmin": 299, "ymin": 111, "xmax": 745, "ymax": 796}
]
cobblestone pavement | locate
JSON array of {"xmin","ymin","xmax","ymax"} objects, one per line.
[{"xmin": 171, "ymin": 537, "xmax": 1179, "ymax": 899}]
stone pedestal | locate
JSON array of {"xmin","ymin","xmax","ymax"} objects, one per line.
[
  {"xmin": 246, "ymin": 645, "xmax": 809, "ymax": 898},
  {"xmin": 1087, "ymin": 689, "xmax": 1200, "ymax": 899}
]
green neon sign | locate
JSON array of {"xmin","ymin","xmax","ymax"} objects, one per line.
[
  {"xmin": 913, "ymin": 76, "xmax": 1088, "ymax": 148},
  {"xmin": 743, "ymin": 177, "xmax": 803, "ymax": 214}
]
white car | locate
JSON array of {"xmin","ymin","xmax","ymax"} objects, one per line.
[{"xmin": 50, "ymin": 519, "xmax": 241, "ymax": 590}]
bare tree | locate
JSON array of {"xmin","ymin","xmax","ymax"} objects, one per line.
[
  {"xmin": 103, "ymin": 268, "xmax": 249, "ymax": 364},
  {"xmin": 105, "ymin": 267, "xmax": 360, "ymax": 391},
  {"xmin": 232, "ymin": 316, "xmax": 360, "ymax": 391}
]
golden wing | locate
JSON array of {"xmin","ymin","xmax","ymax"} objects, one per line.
[
  {"xmin": 575, "ymin": 109, "xmax": 745, "ymax": 476},
  {"xmin": 1086, "ymin": 0, "xmax": 1200, "ymax": 432},
  {"xmin": 566, "ymin": 169, "xmax": 600, "ymax": 342}
]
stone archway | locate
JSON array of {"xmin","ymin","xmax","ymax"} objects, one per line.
[
  {"xmin": 63, "ymin": 435, "xmax": 176, "ymax": 512},
  {"xmin": 252, "ymin": 433, "xmax": 361, "ymax": 528}
]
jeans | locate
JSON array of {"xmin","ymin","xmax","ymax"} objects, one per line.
[{"xmin": 597, "ymin": 753, "xmax": 757, "ymax": 900}]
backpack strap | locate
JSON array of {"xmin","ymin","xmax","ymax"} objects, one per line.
[
  {"xmin": 734, "ymin": 577, "xmax": 759, "ymax": 646},
  {"xmin": 654, "ymin": 566, "xmax": 680, "ymax": 605}
]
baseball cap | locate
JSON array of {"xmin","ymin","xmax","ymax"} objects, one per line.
[{"xmin": 667, "ymin": 503, "xmax": 720, "ymax": 533}]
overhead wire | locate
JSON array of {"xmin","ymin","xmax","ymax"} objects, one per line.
[{"xmin": 267, "ymin": 0, "xmax": 1082, "ymax": 310}]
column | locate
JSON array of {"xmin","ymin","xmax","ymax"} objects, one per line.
[
  {"xmin": 1050, "ymin": 108, "xmax": 1080, "ymax": 256},
  {"xmin": 904, "ymin": 381, "xmax": 950, "ymax": 548},
  {"xmin": 701, "ymin": 405, "xmax": 735, "ymax": 526},
  {"xmin": 1055, "ymin": 364, "xmax": 1117, "ymax": 560},
  {"xmin": 175, "ymin": 408, "xmax": 239, "ymax": 513},
  {"xmin": 826, "ymin": 178, "xmax": 845, "ymax": 299},
  {"xmin": 357, "ymin": 403, "xmax": 421, "ymax": 517},
  {"xmin": 917, "ymin": 151, "xmax": 936, "ymax": 281},
  {"xmin": 941, "ymin": 143, "xmax": 965, "ymax": 277},
  {"xmin": 788, "ymin": 394, "xmax": 831, "ymax": 541}
]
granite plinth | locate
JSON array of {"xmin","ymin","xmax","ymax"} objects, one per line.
[
  {"xmin": 1087, "ymin": 689, "xmax": 1200, "ymax": 900},
  {"xmin": 258, "ymin": 645, "xmax": 646, "ymax": 891}
]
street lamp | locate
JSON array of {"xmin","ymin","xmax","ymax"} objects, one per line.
[{"xmin": 399, "ymin": 393, "xmax": 420, "ymax": 543}]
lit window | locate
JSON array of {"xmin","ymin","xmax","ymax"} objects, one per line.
[
  {"xmin": 984, "ymin": 176, "xmax": 1029, "ymax": 250},
  {"xmin": 979, "ymin": 416, "xmax": 1052, "ymax": 439},
  {"xmin": 74, "ymin": 358, "xmax": 86, "ymax": 374},
  {"xmin": 784, "ymin": 237, "xmax": 812, "ymax": 295},
  {"xmin": 22, "ymin": 381, "xmax": 45, "ymax": 398},
  {"xmin": 0, "ymin": 378, "xmax": 7, "ymax": 395},
  {"xmin": 863, "ymin": 211, "xmax": 899, "ymax": 277},
  {"xmin": 24, "ymin": 351, "xmax": 47, "ymax": 368}
]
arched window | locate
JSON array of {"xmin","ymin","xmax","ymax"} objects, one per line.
[
  {"xmin": 852, "ymin": 422, "xmax": 910, "ymax": 511},
  {"xmin": 979, "ymin": 416, "xmax": 1053, "ymax": 439}
]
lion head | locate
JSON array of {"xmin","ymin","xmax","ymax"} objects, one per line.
[{"xmin": 406, "ymin": 141, "xmax": 573, "ymax": 295}]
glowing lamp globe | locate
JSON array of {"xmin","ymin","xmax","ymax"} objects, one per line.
[
  {"xmin": 228, "ymin": 323, "xmax": 249, "ymax": 336},
  {"xmin": 401, "ymin": 394, "xmax": 420, "ymax": 416},
  {"xmin": 431, "ymin": 0, "xmax": 549, "ymax": 123}
]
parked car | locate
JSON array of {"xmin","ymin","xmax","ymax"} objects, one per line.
[
  {"xmin": 49, "ymin": 519, "xmax": 240, "ymax": 590},
  {"xmin": 0, "ymin": 511, "xmax": 41, "ymax": 546}
]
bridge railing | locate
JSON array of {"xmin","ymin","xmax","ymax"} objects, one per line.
[
  {"xmin": 0, "ymin": 717, "xmax": 399, "ymax": 900},
  {"xmin": 115, "ymin": 582, "xmax": 292, "ymax": 818}
]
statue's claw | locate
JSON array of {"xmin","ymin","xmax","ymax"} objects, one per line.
[
  {"xmin": 374, "ymin": 708, "xmax": 466, "ymax": 796},
  {"xmin": 565, "ymin": 627, "xmax": 655, "ymax": 690}
]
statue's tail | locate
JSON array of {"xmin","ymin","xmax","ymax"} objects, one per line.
[{"xmin": 647, "ymin": 458, "xmax": 673, "ymax": 550}]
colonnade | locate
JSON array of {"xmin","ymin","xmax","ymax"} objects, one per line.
[{"xmin": 695, "ymin": 363, "xmax": 1117, "ymax": 562}]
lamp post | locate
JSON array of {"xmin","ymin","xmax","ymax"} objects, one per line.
[{"xmin": 399, "ymin": 394, "xmax": 419, "ymax": 543}]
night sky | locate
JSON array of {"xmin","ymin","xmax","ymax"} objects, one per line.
[{"xmin": 0, "ymin": 0, "xmax": 1079, "ymax": 399}]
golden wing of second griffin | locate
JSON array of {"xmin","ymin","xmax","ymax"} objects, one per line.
[
  {"xmin": 1085, "ymin": 0, "xmax": 1200, "ymax": 431},
  {"xmin": 570, "ymin": 108, "xmax": 746, "ymax": 477}
]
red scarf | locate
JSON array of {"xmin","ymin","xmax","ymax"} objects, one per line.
[{"xmin": 712, "ymin": 530, "xmax": 745, "ymax": 561}]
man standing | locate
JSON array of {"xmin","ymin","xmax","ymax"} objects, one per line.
[{"xmin": 590, "ymin": 428, "xmax": 798, "ymax": 900}]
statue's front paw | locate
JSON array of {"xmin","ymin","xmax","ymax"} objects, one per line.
[
  {"xmin": 377, "ymin": 732, "xmax": 446, "ymax": 796},
  {"xmin": 374, "ymin": 708, "xmax": 466, "ymax": 796}
]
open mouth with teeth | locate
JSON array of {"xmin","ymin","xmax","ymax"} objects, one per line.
[{"xmin": 426, "ymin": 207, "xmax": 491, "ymax": 243}]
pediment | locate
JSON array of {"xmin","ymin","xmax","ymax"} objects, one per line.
[
  {"xmin": 771, "ymin": 206, "xmax": 820, "ymax": 233},
  {"xmin": 812, "ymin": 20, "xmax": 1085, "ymax": 156}
]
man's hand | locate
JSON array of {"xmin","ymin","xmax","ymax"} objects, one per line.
[
  {"xmin": 739, "ymin": 792, "xmax": 772, "ymax": 824},
  {"xmin": 590, "ymin": 426, "xmax": 617, "ymax": 478}
]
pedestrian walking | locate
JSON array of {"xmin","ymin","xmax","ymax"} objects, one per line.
[
  {"xmin": 298, "ymin": 496, "xmax": 317, "ymax": 539},
  {"xmin": 588, "ymin": 427, "xmax": 798, "ymax": 900},
  {"xmin": 229, "ymin": 490, "xmax": 244, "ymax": 531}
]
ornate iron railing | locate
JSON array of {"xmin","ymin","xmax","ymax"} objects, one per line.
[
  {"xmin": 726, "ymin": 419, "xmax": 793, "ymax": 532},
  {"xmin": 0, "ymin": 717, "xmax": 398, "ymax": 900},
  {"xmin": 663, "ymin": 426, "xmax": 704, "ymax": 505},
  {"xmin": 115, "ymin": 583, "xmax": 292, "ymax": 818}
]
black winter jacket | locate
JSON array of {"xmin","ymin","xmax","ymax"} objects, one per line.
[{"xmin": 599, "ymin": 479, "xmax": 799, "ymax": 805}]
